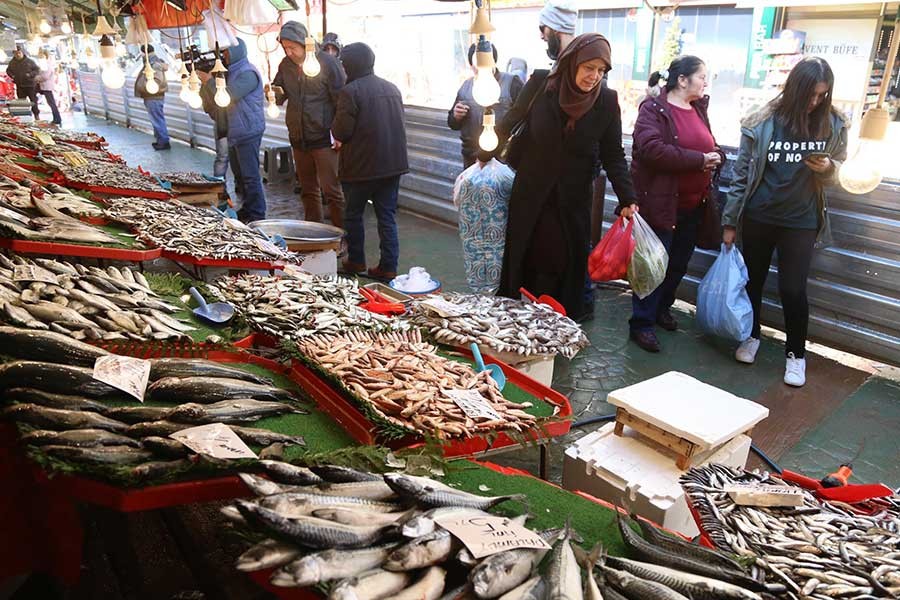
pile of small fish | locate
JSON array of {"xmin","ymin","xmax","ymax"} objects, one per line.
[
  {"xmin": 0, "ymin": 254, "xmax": 194, "ymax": 342},
  {"xmin": 58, "ymin": 162, "xmax": 169, "ymax": 193},
  {"xmin": 155, "ymin": 171, "xmax": 217, "ymax": 186},
  {"xmin": 104, "ymin": 197, "xmax": 304, "ymax": 264},
  {"xmin": 211, "ymin": 273, "xmax": 407, "ymax": 342},
  {"xmin": 407, "ymin": 294, "xmax": 590, "ymax": 359},
  {"xmin": 0, "ymin": 331, "xmax": 307, "ymax": 476},
  {"xmin": 296, "ymin": 330, "xmax": 538, "ymax": 439},
  {"xmin": 0, "ymin": 178, "xmax": 121, "ymax": 245},
  {"xmin": 682, "ymin": 464, "xmax": 900, "ymax": 599},
  {"xmin": 230, "ymin": 467, "xmax": 771, "ymax": 600},
  {"xmin": 44, "ymin": 129, "xmax": 107, "ymax": 148}
]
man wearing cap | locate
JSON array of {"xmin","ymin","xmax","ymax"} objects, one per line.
[
  {"xmin": 272, "ymin": 21, "xmax": 346, "ymax": 229},
  {"xmin": 448, "ymin": 42, "xmax": 523, "ymax": 169},
  {"xmin": 539, "ymin": 0, "xmax": 577, "ymax": 60}
]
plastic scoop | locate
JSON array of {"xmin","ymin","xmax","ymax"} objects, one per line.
[
  {"xmin": 359, "ymin": 288, "xmax": 405, "ymax": 316},
  {"xmin": 189, "ymin": 287, "xmax": 234, "ymax": 324},
  {"xmin": 470, "ymin": 343, "xmax": 506, "ymax": 391},
  {"xmin": 519, "ymin": 287, "xmax": 567, "ymax": 316}
]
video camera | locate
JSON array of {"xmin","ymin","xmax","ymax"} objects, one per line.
[{"xmin": 180, "ymin": 45, "xmax": 218, "ymax": 73}]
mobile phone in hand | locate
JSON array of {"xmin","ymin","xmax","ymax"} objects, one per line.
[{"xmin": 807, "ymin": 151, "xmax": 831, "ymax": 160}]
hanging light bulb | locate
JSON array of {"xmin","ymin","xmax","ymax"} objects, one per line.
[
  {"xmin": 39, "ymin": 18, "xmax": 51, "ymax": 35},
  {"xmin": 188, "ymin": 92, "xmax": 203, "ymax": 109},
  {"xmin": 266, "ymin": 87, "xmax": 279, "ymax": 118},
  {"xmin": 61, "ymin": 20, "xmax": 72, "ymax": 35},
  {"xmin": 143, "ymin": 63, "xmax": 159, "ymax": 95},
  {"xmin": 102, "ymin": 62, "xmax": 125, "ymax": 88},
  {"xmin": 839, "ymin": 107, "xmax": 889, "ymax": 194},
  {"xmin": 85, "ymin": 46, "xmax": 100, "ymax": 70},
  {"xmin": 479, "ymin": 110, "xmax": 498, "ymax": 152},
  {"xmin": 114, "ymin": 33, "xmax": 126, "ymax": 57},
  {"xmin": 302, "ymin": 36, "xmax": 320, "ymax": 77},
  {"xmin": 214, "ymin": 77, "xmax": 231, "ymax": 108},
  {"xmin": 471, "ymin": 35, "xmax": 500, "ymax": 107},
  {"xmin": 178, "ymin": 64, "xmax": 191, "ymax": 103}
]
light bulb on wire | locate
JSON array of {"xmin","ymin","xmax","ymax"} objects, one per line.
[
  {"xmin": 479, "ymin": 110, "xmax": 498, "ymax": 152},
  {"xmin": 302, "ymin": 37, "xmax": 320, "ymax": 77},
  {"xmin": 143, "ymin": 64, "xmax": 159, "ymax": 95},
  {"xmin": 61, "ymin": 20, "xmax": 72, "ymax": 35},
  {"xmin": 85, "ymin": 48, "xmax": 100, "ymax": 70},
  {"xmin": 266, "ymin": 87, "xmax": 279, "ymax": 118},
  {"xmin": 214, "ymin": 77, "xmax": 231, "ymax": 108},
  {"xmin": 178, "ymin": 64, "xmax": 191, "ymax": 103},
  {"xmin": 839, "ymin": 107, "xmax": 888, "ymax": 195},
  {"xmin": 39, "ymin": 18, "xmax": 51, "ymax": 35},
  {"xmin": 471, "ymin": 35, "xmax": 500, "ymax": 107},
  {"xmin": 188, "ymin": 92, "xmax": 203, "ymax": 110},
  {"xmin": 102, "ymin": 62, "xmax": 125, "ymax": 89}
]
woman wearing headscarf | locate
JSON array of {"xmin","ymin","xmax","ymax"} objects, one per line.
[{"xmin": 493, "ymin": 33, "xmax": 637, "ymax": 321}]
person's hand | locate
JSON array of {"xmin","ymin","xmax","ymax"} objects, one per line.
[
  {"xmin": 723, "ymin": 225, "xmax": 736, "ymax": 247},
  {"xmin": 272, "ymin": 85, "xmax": 284, "ymax": 96},
  {"xmin": 452, "ymin": 102, "xmax": 469, "ymax": 121},
  {"xmin": 703, "ymin": 152, "xmax": 722, "ymax": 171},
  {"xmin": 804, "ymin": 156, "xmax": 832, "ymax": 173},
  {"xmin": 620, "ymin": 204, "xmax": 639, "ymax": 219},
  {"xmin": 332, "ymin": 139, "xmax": 342, "ymax": 151}
]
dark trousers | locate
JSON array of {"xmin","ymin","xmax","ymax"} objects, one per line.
[
  {"xmin": 742, "ymin": 218, "xmax": 817, "ymax": 358},
  {"xmin": 143, "ymin": 98, "xmax": 169, "ymax": 145},
  {"xmin": 16, "ymin": 87, "xmax": 39, "ymax": 118},
  {"xmin": 40, "ymin": 91, "xmax": 61, "ymax": 125},
  {"xmin": 342, "ymin": 175, "xmax": 401, "ymax": 272},
  {"xmin": 232, "ymin": 136, "xmax": 266, "ymax": 223},
  {"xmin": 630, "ymin": 206, "xmax": 702, "ymax": 332}
]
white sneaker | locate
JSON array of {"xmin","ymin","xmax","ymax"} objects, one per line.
[
  {"xmin": 784, "ymin": 353, "xmax": 806, "ymax": 387},
  {"xmin": 735, "ymin": 338, "xmax": 760, "ymax": 364}
]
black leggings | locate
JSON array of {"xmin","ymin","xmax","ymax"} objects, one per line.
[{"xmin": 742, "ymin": 218, "xmax": 817, "ymax": 358}]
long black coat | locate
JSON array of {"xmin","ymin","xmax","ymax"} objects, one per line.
[{"xmin": 496, "ymin": 72, "xmax": 637, "ymax": 318}]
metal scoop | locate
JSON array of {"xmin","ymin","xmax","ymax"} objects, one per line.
[{"xmin": 189, "ymin": 287, "xmax": 234, "ymax": 324}]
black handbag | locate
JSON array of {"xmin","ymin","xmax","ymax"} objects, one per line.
[{"xmin": 498, "ymin": 77, "xmax": 547, "ymax": 170}]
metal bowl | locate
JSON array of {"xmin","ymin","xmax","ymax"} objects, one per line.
[{"xmin": 249, "ymin": 219, "xmax": 345, "ymax": 243}]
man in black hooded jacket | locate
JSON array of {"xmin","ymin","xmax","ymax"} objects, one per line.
[
  {"xmin": 332, "ymin": 43, "xmax": 408, "ymax": 281},
  {"xmin": 6, "ymin": 47, "xmax": 41, "ymax": 119}
]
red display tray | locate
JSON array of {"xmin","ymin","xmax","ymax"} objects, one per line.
[
  {"xmin": 161, "ymin": 249, "xmax": 284, "ymax": 270},
  {"xmin": 288, "ymin": 346, "xmax": 572, "ymax": 458},
  {"xmin": 55, "ymin": 174, "xmax": 174, "ymax": 200},
  {"xmin": 246, "ymin": 570, "xmax": 321, "ymax": 600},
  {"xmin": 0, "ymin": 237, "xmax": 163, "ymax": 261}
]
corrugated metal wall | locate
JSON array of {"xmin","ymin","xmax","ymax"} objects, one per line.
[{"xmin": 78, "ymin": 77, "xmax": 900, "ymax": 366}]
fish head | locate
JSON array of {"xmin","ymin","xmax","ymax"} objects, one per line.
[
  {"xmin": 471, "ymin": 558, "xmax": 525, "ymax": 598},
  {"xmin": 383, "ymin": 473, "xmax": 425, "ymax": 497},
  {"xmin": 401, "ymin": 516, "xmax": 435, "ymax": 539},
  {"xmin": 270, "ymin": 554, "xmax": 322, "ymax": 588},
  {"xmin": 238, "ymin": 473, "xmax": 285, "ymax": 496}
]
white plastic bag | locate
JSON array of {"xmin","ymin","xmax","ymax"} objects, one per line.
[
  {"xmin": 627, "ymin": 212, "xmax": 669, "ymax": 299},
  {"xmin": 124, "ymin": 15, "xmax": 151, "ymax": 46},
  {"xmin": 696, "ymin": 244, "xmax": 753, "ymax": 341},
  {"xmin": 224, "ymin": 0, "xmax": 279, "ymax": 27},
  {"xmin": 202, "ymin": 7, "xmax": 239, "ymax": 49},
  {"xmin": 453, "ymin": 159, "xmax": 514, "ymax": 294}
]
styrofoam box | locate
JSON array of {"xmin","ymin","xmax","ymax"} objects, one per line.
[
  {"xmin": 478, "ymin": 345, "xmax": 554, "ymax": 388},
  {"xmin": 607, "ymin": 371, "xmax": 768, "ymax": 452},
  {"xmin": 562, "ymin": 422, "xmax": 751, "ymax": 538}
]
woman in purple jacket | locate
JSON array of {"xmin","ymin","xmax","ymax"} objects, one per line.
[{"xmin": 628, "ymin": 56, "xmax": 725, "ymax": 353}]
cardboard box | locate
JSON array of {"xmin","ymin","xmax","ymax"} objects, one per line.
[{"xmin": 562, "ymin": 423, "xmax": 751, "ymax": 537}]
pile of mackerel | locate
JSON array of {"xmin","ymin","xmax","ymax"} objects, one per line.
[{"xmin": 229, "ymin": 465, "xmax": 778, "ymax": 600}]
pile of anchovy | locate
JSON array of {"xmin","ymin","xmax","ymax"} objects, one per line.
[
  {"xmin": 0, "ymin": 330, "xmax": 306, "ymax": 480},
  {"xmin": 681, "ymin": 464, "xmax": 900, "ymax": 599},
  {"xmin": 155, "ymin": 171, "xmax": 217, "ymax": 186},
  {"xmin": 0, "ymin": 253, "xmax": 193, "ymax": 342},
  {"xmin": 211, "ymin": 273, "xmax": 407, "ymax": 341},
  {"xmin": 407, "ymin": 293, "xmax": 590, "ymax": 359},
  {"xmin": 57, "ymin": 162, "xmax": 169, "ymax": 193},
  {"xmin": 104, "ymin": 197, "xmax": 304, "ymax": 264},
  {"xmin": 296, "ymin": 330, "xmax": 538, "ymax": 439}
]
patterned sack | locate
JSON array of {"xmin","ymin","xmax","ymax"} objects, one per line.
[{"xmin": 452, "ymin": 159, "xmax": 514, "ymax": 294}]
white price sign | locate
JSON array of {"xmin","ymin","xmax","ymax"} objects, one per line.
[
  {"xmin": 420, "ymin": 297, "xmax": 464, "ymax": 317},
  {"xmin": 443, "ymin": 389, "xmax": 501, "ymax": 421},
  {"xmin": 170, "ymin": 423, "xmax": 258, "ymax": 460},
  {"xmin": 92, "ymin": 355, "xmax": 151, "ymax": 402},
  {"xmin": 13, "ymin": 264, "xmax": 60, "ymax": 285},
  {"xmin": 436, "ymin": 515, "xmax": 550, "ymax": 558}
]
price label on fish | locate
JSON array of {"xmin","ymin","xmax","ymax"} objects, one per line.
[
  {"xmin": 723, "ymin": 484, "xmax": 805, "ymax": 507},
  {"xmin": 436, "ymin": 515, "xmax": 550, "ymax": 558},
  {"xmin": 12, "ymin": 264, "xmax": 60, "ymax": 285},
  {"xmin": 419, "ymin": 297, "xmax": 464, "ymax": 317},
  {"xmin": 62, "ymin": 151, "xmax": 89, "ymax": 168},
  {"xmin": 92, "ymin": 355, "xmax": 151, "ymax": 402},
  {"xmin": 443, "ymin": 389, "xmax": 501, "ymax": 421},
  {"xmin": 170, "ymin": 423, "xmax": 258, "ymax": 460},
  {"xmin": 33, "ymin": 131, "xmax": 56, "ymax": 146}
]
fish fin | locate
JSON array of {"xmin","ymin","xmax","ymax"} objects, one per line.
[
  {"xmin": 587, "ymin": 542, "xmax": 604, "ymax": 567},
  {"xmin": 572, "ymin": 544, "xmax": 590, "ymax": 566}
]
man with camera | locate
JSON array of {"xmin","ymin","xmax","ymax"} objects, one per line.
[{"xmin": 271, "ymin": 21, "xmax": 346, "ymax": 229}]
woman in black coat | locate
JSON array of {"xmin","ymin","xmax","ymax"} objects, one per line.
[{"xmin": 494, "ymin": 33, "xmax": 637, "ymax": 320}]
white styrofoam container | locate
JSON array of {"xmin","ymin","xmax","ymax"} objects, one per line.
[
  {"xmin": 478, "ymin": 345, "xmax": 555, "ymax": 388},
  {"xmin": 607, "ymin": 371, "xmax": 768, "ymax": 452},
  {"xmin": 562, "ymin": 423, "xmax": 751, "ymax": 538}
]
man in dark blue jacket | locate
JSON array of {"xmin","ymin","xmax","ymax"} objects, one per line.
[{"xmin": 223, "ymin": 39, "xmax": 267, "ymax": 222}]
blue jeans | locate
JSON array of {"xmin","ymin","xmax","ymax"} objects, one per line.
[
  {"xmin": 629, "ymin": 206, "xmax": 702, "ymax": 332},
  {"xmin": 214, "ymin": 136, "xmax": 229, "ymax": 178},
  {"xmin": 143, "ymin": 98, "xmax": 169, "ymax": 146},
  {"xmin": 41, "ymin": 91, "xmax": 61, "ymax": 125},
  {"xmin": 231, "ymin": 136, "xmax": 266, "ymax": 222},
  {"xmin": 342, "ymin": 176, "xmax": 401, "ymax": 272}
]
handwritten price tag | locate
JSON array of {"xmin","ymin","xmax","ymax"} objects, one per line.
[
  {"xmin": 443, "ymin": 389, "xmax": 501, "ymax": 421},
  {"xmin": 436, "ymin": 515, "xmax": 550, "ymax": 558},
  {"xmin": 62, "ymin": 151, "xmax": 89, "ymax": 168},
  {"xmin": 420, "ymin": 297, "xmax": 464, "ymax": 317},
  {"xmin": 13, "ymin": 264, "xmax": 60, "ymax": 285},
  {"xmin": 170, "ymin": 423, "xmax": 258, "ymax": 460},
  {"xmin": 92, "ymin": 355, "xmax": 151, "ymax": 402},
  {"xmin": 33, "ymin": 131, "xmax": 56, "ymax": 146}
]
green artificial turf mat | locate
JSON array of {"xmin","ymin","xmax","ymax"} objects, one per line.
[{"xmin": 442, "ymin": 461, "xmax": 628, "ymax": 556}]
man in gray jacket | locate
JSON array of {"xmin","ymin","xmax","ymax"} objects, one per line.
[{"xmin": 272, "ymin": 21, "xmax": 346, "ymax": 228}]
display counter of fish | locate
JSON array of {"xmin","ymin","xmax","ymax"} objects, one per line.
[
  {"xmin": 0, "ymin": 334, "xmax": 308, "ymax": 476},
  {"xmin": 228, "ymin": 466, "xmax": 770, "ymax": 600},
  {"xmin": 295, "ymin": 330, "xmax": 538, "ymax": 439},
  {"xmin": 0, "ymin": 254, "xmax": 193, "ymax": 342},
  {"xmin": 211, "ymin": 272, "xmax": 407, "ymax": 342},
  {"xmin": 0, "ymin": 178, "xmax": 121, "ymax": 245},
  {"xmin": 155, "ymin": 171, "xmax": 219, "ymax": 187},
  {"xmin": 104, "ymin": 197, "xmax": 305, "ymax": 264},
  {"xmin": 681, "ymin": 464, "xmax": 900, "ymax": 599},
  {"xmin": 406, "ymin": 294, "xmax": 589, "ymax": 360},
  {"xmin": 53, "ymin": 161, "xmax": 171, "ymax": 194}
]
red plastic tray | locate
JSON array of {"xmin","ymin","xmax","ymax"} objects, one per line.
[
  {"xmin": 0, "ymin": 237, "xmax": 163, "ymax": 261},
  {"xmin": 245, "ymin": 570, "xmax": 321, "ymax": 600},
  {"xmin": 57, "ymin": 175, "xmax": 174, "ymax": 200},
  {"xmin": 288, "ymin": 346, "xmax": 572, "ymax": 458}
]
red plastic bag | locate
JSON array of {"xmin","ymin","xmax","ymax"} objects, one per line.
[{"xmin": 589, "ymin": 216, "xmax": 635, "ymax": 282}]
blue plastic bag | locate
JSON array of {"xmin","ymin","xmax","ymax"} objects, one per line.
[{"xmin": 696, "ymin": 244, "xmax": 753, "ymax": 341}]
